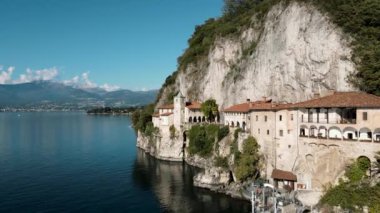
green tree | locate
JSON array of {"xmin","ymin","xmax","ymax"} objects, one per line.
[
  {"xmin": 223, "ymin": 0, "xmax": 258, "ymax": 15},
  {"xmin": 235, "ymin": 136, "xmax": 260, "ymax": 181},
  {"xmin": 131, "ymin": 104, "xmax": 155, "ymax": 132},
  {"xmin": 201, "ymin": 99, "xmax": 219, "ymax": 122}
]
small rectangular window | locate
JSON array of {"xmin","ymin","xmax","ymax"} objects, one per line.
[
  {"xmin": 265, "ymin": 116, "xmax": 267, "ymax": 122},
  {"xmin": 256, "ymin": 115, "xmax": 258, "ymax": 121},
  {"xmin": 279, "ymin": 130, "xmax": 283, "ymax": 136},
  {"xmin": 279, "ymin": 115, "xmax": 282, "ymax": 121},
  {"xmin": 291, "ymin": 114, "xmax": 294, "ymax": 121},
  {"xmin": 288, "ymin": 130, "xmax": 291, "ymax": 134},
  {"xmin": 267, "ymin": 130, "xmax": 270, "ymax": 135},
  {"xmin": 258, "ymin": 129, "xmax": 260, "ymax": 134},
  {"xmin": 363, "ymin": 112, "xmax": 368, "ymax": 121}
]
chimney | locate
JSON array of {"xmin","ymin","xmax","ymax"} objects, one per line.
[{"xmin": 246, "ymin": 98, "xmax": 250, "ymax": 102}]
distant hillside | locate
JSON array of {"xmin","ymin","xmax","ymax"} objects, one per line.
[{"xmin": 0, "ymin": 81, "xmax": 158, "ymax": 109}]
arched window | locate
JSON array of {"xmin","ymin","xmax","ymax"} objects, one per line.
[
  {"xmin": 374, "ymin": 128, "xmax": 380, "ymax": 142},
  {"xmin": 328, "ymin": 126, "xmax": 342, "ymax": 140},
  {"xmin": 343, "ymin": 127, "xmax": 358, "ymax": 140},
  {"xmin": 359, "ymin": 127, "xmax": 372, "ymax": 141}
]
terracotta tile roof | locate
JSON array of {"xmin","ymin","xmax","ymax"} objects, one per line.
[
  {"xmin": 271, "ymin": 169, "xmax": 297, "ymax": 181},
  {"xmin": 223, "ymin": 100, "xmax": 273, "ymax": 113},
  {"xmin": 157, "ymin": 104, "xmax": 174, "ymax": 109},
  {"xmin": 293, "ymin": 92, "xmax": 380, "ymax": 108},
  {"xmin": 160, "ymin": 112, "xmax": 173, "ymax": 116},
  {"xmin": 223, "ymin": 102, "xmax": 251, "ymax": 113},
  {"xmin": 186, "ymin": 101, "xmax": 202, "ymax": 110}
]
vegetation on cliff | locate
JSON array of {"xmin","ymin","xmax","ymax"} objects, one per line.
[
  {"xmin": 157, "ymin": 0, "xmax": 380, "ymax": 103},
  {"xmin": 310, "ymin": 0, "xmax": 380, "ymax": 95},
  {"xmin": 200, "ymin": 99, "xmax": 219, "ymax": 122},
  {"xmin": 188, "ymin": 124, "xmax": 229, "ymax": 157},
  {"xmin": 320, "ymin": 155, "xmax": 380, "ymax": 212},
  {"xmin": 131, "ymin": 104, "xmax": 155, "ymax": 133},
  {"xmin": 234, "ymin": 136, "xmax": 261, "ymax": 181}
]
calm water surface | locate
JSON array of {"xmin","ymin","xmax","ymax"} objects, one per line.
[{"xmin": 0, "ymin": 112, "xmax": 250, "ymax": 212}]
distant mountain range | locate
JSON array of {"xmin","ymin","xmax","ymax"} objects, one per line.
[{"xmin": 0, "ymin": 81, "xmax": 158, "ymax": 110}]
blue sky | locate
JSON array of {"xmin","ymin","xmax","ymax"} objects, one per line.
[{"xmin": 0, "ymin": 0, "xmax": 223, "ymax": 91}]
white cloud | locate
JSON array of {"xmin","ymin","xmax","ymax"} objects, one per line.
[
  {"xmin": 63, "ymin": 76, "xmax": 80, "ymax": 85},
  {"xmin": 80, "ymin": 72, "xmax": 97, "ymax": 89},
  {"xmin": 12, "ymin": 67, "xmax": 58, "ymax": 84},
  {"xmin": 99, "ymin": 83, "xmax": 121, "ymax": 92},
  {"xmin": 0, "ymin": 66, "xmax": 15, "ymax": 84},
  {"xmin": 0, "ymin": 65, "xmax": 121, "ymax": 92}
]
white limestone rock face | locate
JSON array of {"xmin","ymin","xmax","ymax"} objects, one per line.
[
  {"xmin": 193, "ymin": 167, "xmax": 231, "ymax": 190},
  {"xmin": 167, "ymin": 1, "xmax": 355, "ymax": 109},
  {"xmin": 136, "ymin": 130, "xmax": 183, "ymax": 162}
]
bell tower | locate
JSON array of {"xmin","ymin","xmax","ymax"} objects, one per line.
[{"xmin": 173, "ymin": 91, "xmax": 185, "ymax": 129}]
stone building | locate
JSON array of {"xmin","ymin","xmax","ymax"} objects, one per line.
[
  {"xmin": 222, "ymin": 91, "xmax": 380, "ymax": 191},
  {"xmin": 153, "ymin": 92, "xmax": 204, "ymax": 129}
]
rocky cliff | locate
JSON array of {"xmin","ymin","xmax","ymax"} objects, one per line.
[{"xmin": 158, "ymin": 1, "xmax": 356, "ymax": 108}]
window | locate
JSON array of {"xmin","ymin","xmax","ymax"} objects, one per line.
[
  {"xmin": 288, "ymin": 130, "xmax": 291, "ymax": 134},
  {"xmin": 301, "ymin": 114, "xmax": 304, "ymax": 122},
  {"xmin": 267, "ymin": 130, "xmax": 270, "ymax": 135},
  {"xmin": 291, "ymin": 114, "xmax": 294, "ymax": 121},
  {"xmin": 363, "ymin": 112, "xmax": 368, "ymax": 121},
  {"xmin": 279, "ymin": 115, "xmax": 282, "ymax": 121},
  {"xmin": 258, "ymin": 129, "xmax": 260, "ymax": 134},
  {"xmin": 265, "ymin": 116, "xmax": 267, "ymax": 122},
  {"xmin": 256, "ymin": 115, "xmax": 258, "ymax": 121},
  {"xmin": 279, "ymin": 130, "xmax": 283, "ymax": 136}
]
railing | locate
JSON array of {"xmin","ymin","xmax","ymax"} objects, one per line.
[{"xmin": 300, "ymin": 119, "xmax": 357, "ymax": 124}]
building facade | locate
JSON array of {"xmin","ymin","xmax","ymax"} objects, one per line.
[{"xmin": 222, "ymin": 92, "xmax": 380, "ymax": 191}]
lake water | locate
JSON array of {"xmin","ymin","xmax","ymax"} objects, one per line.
[{"xmin": 0, "ymin": 112, "xmax": 250, "ymax": 212}]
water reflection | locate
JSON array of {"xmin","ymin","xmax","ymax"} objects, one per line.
[{"xmin": 133, "ymin": 149, "xmax": 250, "ymax": 213}]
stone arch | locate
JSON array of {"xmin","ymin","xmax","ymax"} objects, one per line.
[
  {"xmin": 306, "ymin": 154, "xmax": 314, "ymax": 162},
  {"xmin": 359, "ymin": 127, "xmax": 372, "ymax": 141},
  {"xmin": 343, "ymin": 126, "xmax": 358, "ymax": 140},
  {"xmin": 202, "ymin": 116, "xmax": 206, "ymax": 122},
  {"xmin": 188, "ymin": 116, "xmax": 192, "ymax": 123},
  {"xmin": 300, "ymin": 125, "xmax": 308, "ymax": 137},
  {"xmin": 309, "ymin": 125, "xmax": 318, "ymax": 137},
  {"xmin": 357, "ymin": 156, "xmax": 371, "ymax": 175},
  {"xmin": 374, "ymin": 128, "xmax": 380, "ymax": 142},
  {"xmin": 328, "ymin": 126, "xmax": 342, "ymax": 139},
  {"xmin": 242, "ymin": 121, "xmax": 246, "ymax": 131},
  {"xmin": 236, "ymin": 121, "xmax": 240, "ymax": 128},
  {"xmin": 318, "ymin": 126, "xmax": 328, "ymax": 138},
  {"xmin": 231, "ymin": 121, "xmax": 235, "ymax": 127},
  {"xmin": 193, "ymin": 117, "xmax": 197, "ymax": 123},
  {"xmin": 198, "ymin": 116, "xmax": 201, "ymax": 123}
]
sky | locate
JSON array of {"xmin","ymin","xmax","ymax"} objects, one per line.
[{"xmin": 0, "ymin": 0, "xmax": 223, "ymax": 91}]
